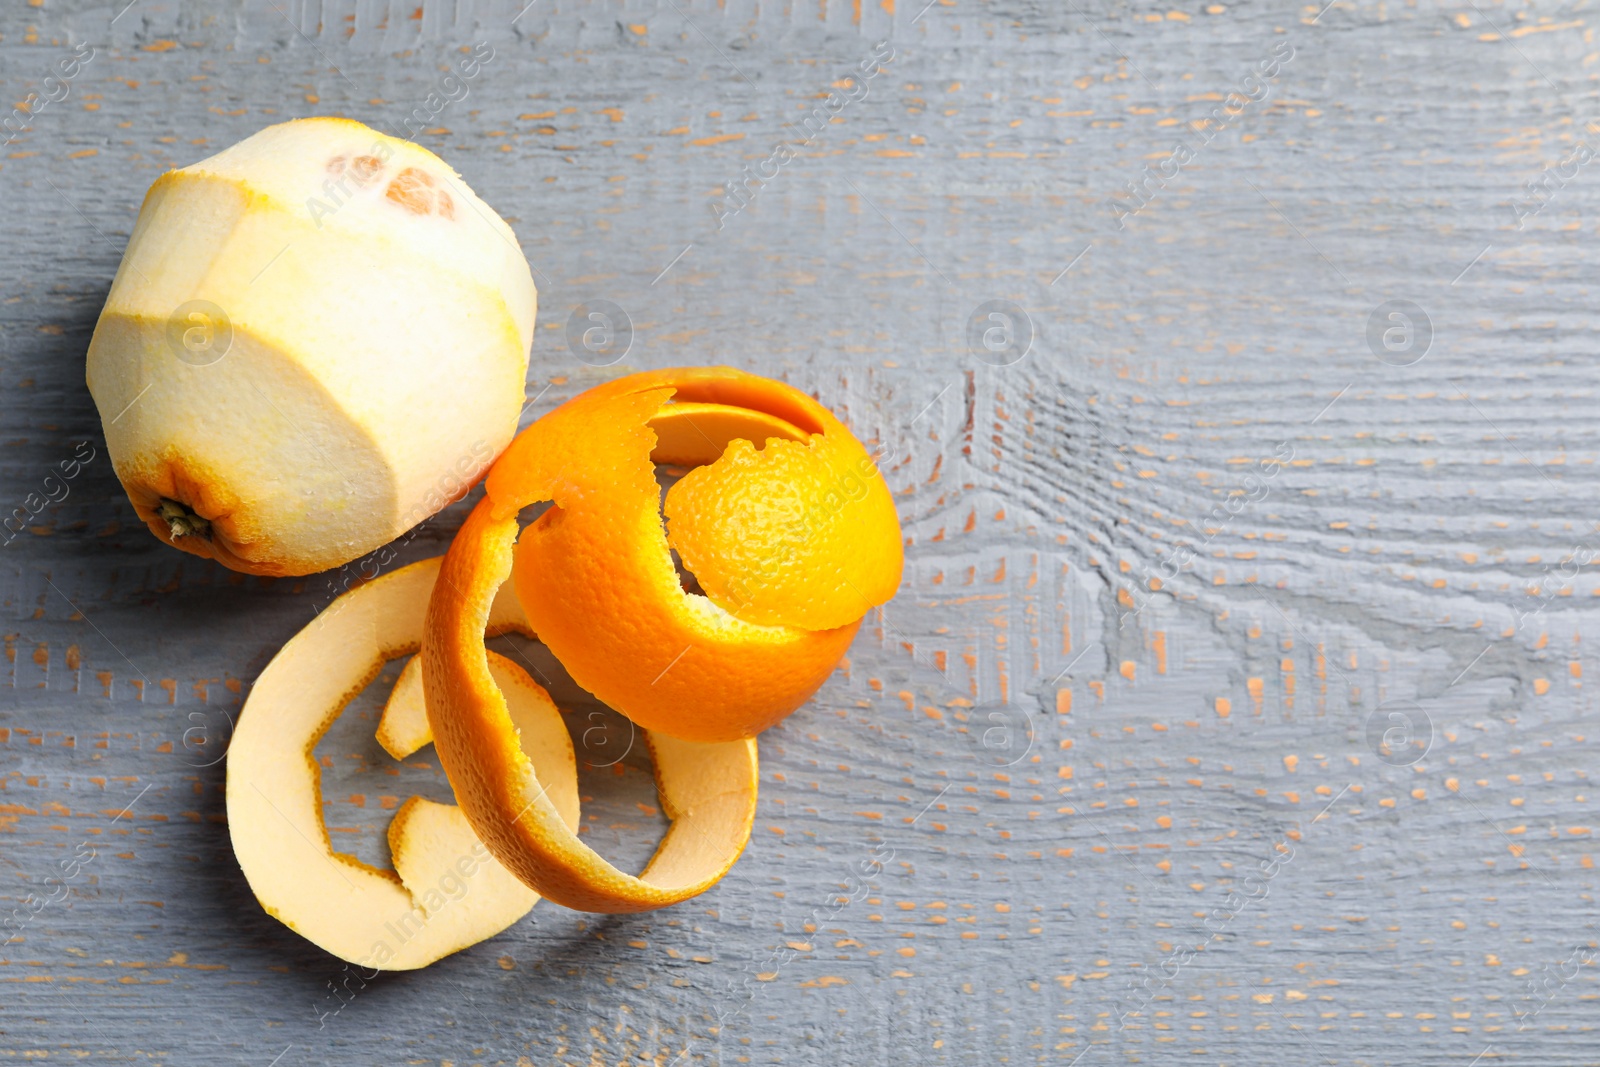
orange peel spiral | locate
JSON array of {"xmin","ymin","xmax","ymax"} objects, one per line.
[{"xmin": 422, "ymin": 367, "xmax": 903, "ymax": 912}]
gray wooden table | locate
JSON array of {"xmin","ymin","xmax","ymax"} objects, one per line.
[{"xmin": 2, "ymin": 0, "xmax": 1597, "ymax": 1063}]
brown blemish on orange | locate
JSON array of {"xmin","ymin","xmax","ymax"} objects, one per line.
[{"xmin": 386, "ymin": 167, "xmax": 452, "ymax": 218}]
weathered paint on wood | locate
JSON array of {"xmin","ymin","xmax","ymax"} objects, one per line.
[{"xmin": 1, "ymin": 0, "xmax": 1598, "ymax": 1063}]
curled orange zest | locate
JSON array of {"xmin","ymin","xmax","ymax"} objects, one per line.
[{"xmin": 422, "ymin": 367, "xmax": 903, "ymax": 911}]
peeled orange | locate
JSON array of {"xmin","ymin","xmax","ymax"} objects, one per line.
[{"xmin": 422, "ymin": 367, "xmax": 903, "ymax": 912}]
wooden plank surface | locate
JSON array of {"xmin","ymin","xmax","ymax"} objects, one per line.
[{"xmin": 2, "ymin": 0, "xmax": 1599, "ymax": 1063}]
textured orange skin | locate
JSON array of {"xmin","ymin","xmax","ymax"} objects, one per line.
[
  {"xmin": 422, "ymin": 367, "xmax": 902, "ymax": 910},
  {"xmin": 422, "ymin": 502, "xmax": 761, "ymax": 912},
  {"xmin": 489, "ymin": 367, "xmax": 901, "ymax": 742}
]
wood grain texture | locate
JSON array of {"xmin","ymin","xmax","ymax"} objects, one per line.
[{"xmin": 2, "ymin": 0, "xmax": 1599, "ymax": 1063}]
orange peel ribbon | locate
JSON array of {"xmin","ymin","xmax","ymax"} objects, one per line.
[
  {"xmin": 423, "ymin": 367, "xmax": 904, "ymax": 912},
  {"xmin": 226, "ymin": 556, "xmax": 580, "ymax": 969}
]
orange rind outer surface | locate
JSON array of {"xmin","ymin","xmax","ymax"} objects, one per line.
[
  {"xmin": 422, "ymin": 503, "xmax": 759, "ymax": 912},
  {"xmin": 488, "ymin": 367, "xmax": 902, "ymax": 742},
  {"xmin": 423, "ymin": 367, "xmax": 901, "ymax": 911}
]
